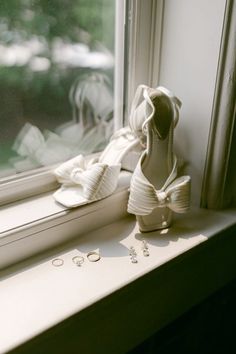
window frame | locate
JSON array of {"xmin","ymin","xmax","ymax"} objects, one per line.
[{"xmin": 125, "ymin": 0, "xmax": 163, "ymax": 118}]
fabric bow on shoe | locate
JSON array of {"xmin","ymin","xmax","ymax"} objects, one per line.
[
  {"xmin": 127, "ymin": 155, "xmax": 191, "ymax": 216},
  {"xmin": 154, "ymin": 176, "xmax": 191, "ymax": 213},
  {"xmin": 53, "ymin": 154, "xmax": 121, "ymax": 207}
]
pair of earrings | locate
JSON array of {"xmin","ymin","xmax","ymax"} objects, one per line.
[
  {"xmin": 52, "ymin": 251, "xmax": 101, "ymax": 267},
  {"xmin": 129, "ymin": 240, "xmax": 150, "ymax": 263}
]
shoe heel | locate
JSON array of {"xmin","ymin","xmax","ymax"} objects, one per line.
[{"xmin": 137, "ymin": 208, "xmax": 172, "ymax": 232}]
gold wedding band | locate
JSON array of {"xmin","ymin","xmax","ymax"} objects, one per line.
[{"xmin": 52, "ymin": 258, "xmax": 64, "ymax": 267}]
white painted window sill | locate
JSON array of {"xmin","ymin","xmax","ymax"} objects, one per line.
[
  {"xmin": 0, "ymin": 171, "xmax": 132, "ymax": 269},
  {"xmin": 0, "ymin": 207, "xmax": 236, "ymax": 354}
]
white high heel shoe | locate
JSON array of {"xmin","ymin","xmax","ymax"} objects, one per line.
[
  {"xmin": 53, "ymin": 126, "xmax": 143, "ymax": 208},
  {"xmin": 127, "ymin": 86, "xmax": 191, "ymax": 232}
]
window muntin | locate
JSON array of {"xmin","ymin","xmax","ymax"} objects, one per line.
[{"xmin": 0, "ymin": 0, "xmax": 115, "ymax": 179}]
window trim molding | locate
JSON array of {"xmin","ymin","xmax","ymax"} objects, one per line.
[
  {"xmin": 126, "ymin": 0, "xmax": 163, "ymax": 116},
  {"xmin": 201, "ymin": 0, "xmax": 236, "ymax": 209},
  {"xmin": 114, "ymin": 0, "xmax": 126, "ymax": 130}
]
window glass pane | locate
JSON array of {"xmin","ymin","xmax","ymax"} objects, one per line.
[{"xmin": 0, "ymin": 0, "xmax": 115, "ymax": 179}]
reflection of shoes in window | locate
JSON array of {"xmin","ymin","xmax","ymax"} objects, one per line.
[
  {"xmin": 53, "ymin": 126, "xmax": 143, "ymax": 208},
  {"xmin": 127, "ymin": 86, "xmax": 191, "ymax": 232}
]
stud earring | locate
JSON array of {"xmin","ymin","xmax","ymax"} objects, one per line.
[
  {"xmin": 141, "ymin": 239, "xmax": 150, "ymax": 257},
  {"xmin": 129, "ymin": 246, "xmax": 138, "ymax": 263}
]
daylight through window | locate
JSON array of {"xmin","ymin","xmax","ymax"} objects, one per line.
[{"xmin": 0, "ymin": 0, "xmax": 115, "ymax": 179}]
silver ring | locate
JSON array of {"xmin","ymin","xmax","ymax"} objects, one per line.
[
  {"xmin": 87, "ymin": 251, "xmax": 101, "ymax": 262},
  {"xmin": 52, "ymin": 258, "xmax": 64, "ymax": 267},
  {"xmin": 72, "ymin": 256, "xmax": 84, "ymax": 266}
]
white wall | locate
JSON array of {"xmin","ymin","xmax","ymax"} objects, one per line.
[{"xmin": 159, "ymin": 0, "xmax": 226, "ymax": 205}]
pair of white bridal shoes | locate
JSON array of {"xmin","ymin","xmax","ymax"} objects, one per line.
[
  {"xmin": 53, "ymin": 84, "xmax": 190, "ymax": 233},
  {"xmin": 53, "ymin": 126, "xmax": 143, "ymax": 207},
  {"xmin": 127, "ymin": 85, "xmax": 191, "ymax": 232}
]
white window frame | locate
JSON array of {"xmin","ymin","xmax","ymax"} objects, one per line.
[{"xmin": 125, "ymin": 0, "xmax": 163, "ymax": 117}]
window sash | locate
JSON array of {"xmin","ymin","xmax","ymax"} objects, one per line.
[{"xmin": 125, "ymin": 0, "xmax": 163, "ymax": 119}]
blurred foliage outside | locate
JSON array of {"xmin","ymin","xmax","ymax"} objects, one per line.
[{"xmin": 0, "ymin": 0, "xmax": 115, "ymax": 165}]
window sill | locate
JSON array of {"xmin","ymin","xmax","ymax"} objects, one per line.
[
  {"xmin": 0, "ymin": 207, "xmax": 236, "ymax": 354},
  {"xmin": 0, "ymin": 170, "xmax": 132, "ymax": 270}
]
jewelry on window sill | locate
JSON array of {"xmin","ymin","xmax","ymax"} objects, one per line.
[
  {"xmin": 141, "ymin": 239, "xmax": 150, "ymax": 257},
  {"xmin": 87, "ymin": 251, "xmax": 101, "ymax": 262},
  {"xmin": 72, "ymin": 256, "xmax": 84, "ymax": 266},
  {"xmin": 129, "ymin": 246, "xmax": 138, "ymax": 263},
  {"xmin": 52, "ymin": 258, "xmax": 64, "ymax": 267}
]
